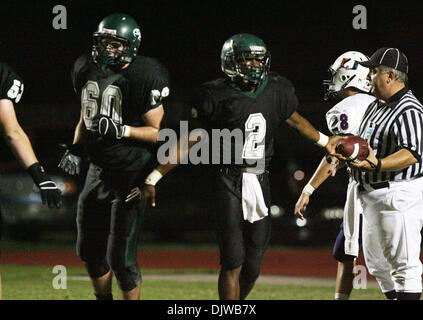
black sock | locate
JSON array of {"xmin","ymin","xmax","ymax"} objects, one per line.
[
  {"xmin": 396, "ymin": 292, "xmax": 421, "ymax": 300},
  {"xmin": 384, "ymin": 290, "xmax": 397, "ymax": 300},
  {"xmin": 95, "ymin": 293, "xmax": 113, "ymax": 300}
]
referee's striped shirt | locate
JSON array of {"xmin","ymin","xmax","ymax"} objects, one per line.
[{"xmin": 353, "ymin": 86, "xmax": 423, "ymax": 184}]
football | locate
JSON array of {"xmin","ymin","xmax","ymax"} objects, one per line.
[{"xmin": 335, "ymin": 135, "xmax": 369, "ymax": 161}]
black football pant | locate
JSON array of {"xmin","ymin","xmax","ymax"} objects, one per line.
[
  {"xmin": 76, "ymin": 163, "xmax": 146, "ymax": 292},
  {"xmin": 214, "ymin": 167, "xmax": 272, "ymax": 283}
]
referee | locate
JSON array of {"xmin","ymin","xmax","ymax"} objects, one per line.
[{"xmin": 349, "ymin": 48, "xmax": 423, "ymax": 300}]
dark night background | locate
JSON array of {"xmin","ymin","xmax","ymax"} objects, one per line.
[{"xmin": 0, "ymin": 0, "xmax": 422, "ymax": 242}]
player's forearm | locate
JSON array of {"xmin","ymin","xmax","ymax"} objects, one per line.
[
  {"xmin": 156, "ymin": 135, "xmax": 199, "ymax": 175},
  {"xmin": 147, "ymin": 134, "xmax": 200, "ymax": 185},
  {"xmin": 286, "ymin": 112, "xmax": 323, "ymax": 144},
  {"xmin": 297, "ymin": 122, "xmax": 320, "ymax": 143},
  {"xmin": 307, "ymin": 157, "xmax": 333, "ymax": 189},
  {"xmin": 3, "ymin": 127, "xmax": 38, "ymax": 168},
  {"xmin": 378, "ymin": 148, "xmax": 418, "ymax": 172},
  {"xmin": 73, "ymin": 115, "xmax": 88, "ymax": 145},
  {"xmin": 125, "ymin": 125, "xmax": 160, "ymax": 144},
  {"xmin": 301, "ymin": 156, "xmax": 333, "ymax": 196}
]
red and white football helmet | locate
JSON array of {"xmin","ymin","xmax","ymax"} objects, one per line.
[{"xmin": 323, "ymin": 51, "xmax": 371, "ymax": 100}]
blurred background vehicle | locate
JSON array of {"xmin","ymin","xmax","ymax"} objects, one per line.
[
  {"xmin": 0, "ymin": 172, "xmax": 78, "ymax": 240},
  {"xmin": 0, "ymin": 126, "xmax": 82, "ymax": 240}
]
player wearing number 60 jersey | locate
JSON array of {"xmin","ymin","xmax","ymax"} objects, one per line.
[
  {"xmin": 58, "ymin": 13, "xmax": 169, "ymax": 300},
  {"xmin": 126, "ymin": 34, "xmax": 340, "ymax": 300}
]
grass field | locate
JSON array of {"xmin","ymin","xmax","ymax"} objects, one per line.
[
  {"xmin": 0, "ymin": 265, "xmax": 386, "ymax": 300},
  {"xmin": 0, "ymin": 235, "xmax": 390, "ymax": 300}
]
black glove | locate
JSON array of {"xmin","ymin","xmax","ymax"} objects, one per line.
[
  {"xmin": 58, "ymin": 143, "xmax": 83, "ymax": 175},
  {"xmin": 27, "ymin": 162, "xmax": 62, "ymax": 208},
  {"xmin": 91, "ymin": 114, "xmax": 129, "ymax": 139}
]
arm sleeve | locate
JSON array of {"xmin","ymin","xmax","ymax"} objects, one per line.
[
  {"xmin": 0, "ymin": 64, "xmax": 24, "ymax": 104},
  {"xmin": 392, "ymin": 108, "xmax": 423, "ymax": 162},
  {"xmin": 190, "ymin": 86, "xmax": 217, "ymax": 130},
  {"xmin": 279, "ymin": 81, "xmax": 298, "ymax": 121},
  {"xmin": 71, "ymin": 54, "xmax": 91, "ymax": 94},
  {"xmin": 141, "ymin": 62, "xmax": 170, "ymax": 114}
]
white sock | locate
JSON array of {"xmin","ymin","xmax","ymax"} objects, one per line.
[{"xmin": 334, "ymin": 293, "xmax": 350, "ymax": 300}]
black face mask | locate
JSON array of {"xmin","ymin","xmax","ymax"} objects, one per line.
[{"xmin": 92, "ymin": 36, "xmax": 129, "ymax": 71}]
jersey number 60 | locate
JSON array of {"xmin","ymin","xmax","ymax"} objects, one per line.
[{"xmin": 81, "ymin": 80, "xmax": 123, "ymax": 130}]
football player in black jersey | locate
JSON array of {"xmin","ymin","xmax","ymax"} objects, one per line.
[
  {"xmin": 58, "ymin": 13, "xmax": 169, "ymax": 300},
  {"xmin": 127, "ymin": 33, "xmax": 340, "ymax": 300},
  {"xmin": 0, "ymin": 62, "xmax": 62, "ymax": 298}
]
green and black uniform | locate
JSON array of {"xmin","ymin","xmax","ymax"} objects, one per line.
[
  {"xmin": 0, "ymin": 62, "xmax": 24, "ymax": 239},
  {"xmin": 0, "ymin": 62, "xmax": 24, "ymax": 103},
  {"xmin": 195, "ymin": 72, "xmax": 297, "ymax": 281},
  {"xmin": 72, "ymin": 53, "xmax": 169, "ymax": 291}
]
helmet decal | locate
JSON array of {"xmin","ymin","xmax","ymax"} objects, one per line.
[
  {"xmin": 340, "ymin": 58, "xmax": 359, "ymax": 71},
  {"xmin": 133, "ymin": 28, "xmax": 141, "ymax": 41}
]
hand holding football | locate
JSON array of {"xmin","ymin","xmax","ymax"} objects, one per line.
[{"xmin": 335, "ymin": 136, "xmax": 369, "ymax": 161}]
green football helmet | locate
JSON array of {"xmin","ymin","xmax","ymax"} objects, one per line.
[
  {"xmin": 221, "ymin": 33, "xmax": 271, "ymax": 86},
  {"xmin": 92, "ymin": 13, "xmax": 141, "ymax": 68}
]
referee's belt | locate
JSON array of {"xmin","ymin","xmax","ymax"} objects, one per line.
[
  {"xmin": 358, "ymin": 181, "xmax": 389, "ymax": 192},
  {"xmin": 218, "ymin": 166, "xmax": 268, "ymax": 178}
]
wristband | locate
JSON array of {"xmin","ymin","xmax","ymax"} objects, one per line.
[
  {"xmin": 302, "ymin": 183, "xmax": 315, "ymax": 196},
  {"xmin": 122, "ymin": 125, "xmax": 131, "ymax": 138},
  {"xmin": 144, "ymin": 169, "xmax": 163, "ymax": 186},
  {"xmin": 375, "ymin": 159, "xmax": 382, "ymax": 172},
  {"xmin": 316, "ymin": 132, "xmax": 329, "ymax": 148}
]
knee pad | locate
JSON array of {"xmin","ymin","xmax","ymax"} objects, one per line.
[
  {"xmin": 77, "ymin": 240, "xmax": 110, "ymax": 279},
  {"xmin": 107, "ymin": 235, "xmax": 141, "ymax": 292},
  {"xmin": 240, "ymin": 248, "xmax": 265, "ymax": 283},
  {"xmin": 112, "ymin": 264, "xmax": 142, "ymax": 292},
  {"xmin": 83, "ymin": 259, "xmax": 110, "ymax": 279}
]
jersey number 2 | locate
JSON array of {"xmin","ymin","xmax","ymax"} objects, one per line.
[
  {"xmin": 81, "ymin": 80, "xmax": 123, "ymax": 130},
  {"xmin": 242, "ymin": 113, "xmax": 266, "ymax": 159}
]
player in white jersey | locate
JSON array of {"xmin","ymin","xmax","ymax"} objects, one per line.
[{"xmin": 295, "ymin": 51, "xmax": 396, "ymax": 300}]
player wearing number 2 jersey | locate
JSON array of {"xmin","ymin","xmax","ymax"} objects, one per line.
[
  {"xmin": 58, "ymin": 13, "xmax": 169, "ymax": 300},
  {"xmin": 126, "ymin": 34, "xmax": 340, "ymax": 300}
]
